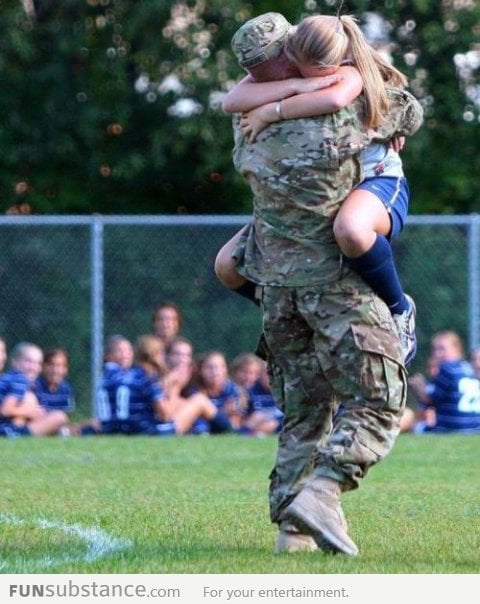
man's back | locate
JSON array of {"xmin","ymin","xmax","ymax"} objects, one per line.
[
  {"xmin": 234, "ymin": 105, "xmax": 364, "ymax": 287},
  {"xmin": 233, "ymin": 88, "xmax": 422, "ymax": 288}
]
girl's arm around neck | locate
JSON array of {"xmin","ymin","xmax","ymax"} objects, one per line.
[
  {"xmin": 279, "ymin": 66, "xmax": 363, "ymax": 120},
  {"xmin": 221, "ymin": 72, "xmax": 346, "ymax": 114},
  {"xmin": 240, "ymin": 66, "xmax": 363, "ymax": 143}
]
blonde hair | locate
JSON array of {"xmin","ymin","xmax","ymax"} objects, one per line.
[
  {"xmin": 285, "ymin": 15, "xmax": 408, "ymax": 128},
  {"xmin": 230, "ymin": 352, "xmax": 262, "ymax": 374},
  {"xmin": 135, "ymin": 335, "xmax": 166, "ymax": 376}
]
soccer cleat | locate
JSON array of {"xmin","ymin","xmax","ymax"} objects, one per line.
[
  {"xmin": 274, "ymin": 522, "xmax": 318, "ymax": 553},
  {"xmin": 393, "ymin": 294, "xmax": 417, "ymax": 365},
  {"xmin": 281, "ymin": 477, "xmax": 359, "ymax": 557}
]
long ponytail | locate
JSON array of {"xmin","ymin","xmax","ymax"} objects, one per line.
[
  {"xmin": 286, "ymin": 14, "xmax": 408, "ymax": 129},
  {"xmin": 340, "ymin": 16, "xmax": 407, "ymax": 127}
]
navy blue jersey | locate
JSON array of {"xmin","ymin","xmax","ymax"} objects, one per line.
[
  {"xmin": 205, "ymin": 380, "xmax": 241, "ymax": 411},
  {"xmin": 426, "ymin": 360, "xmax": 480, "ymax": 433},
  {"xmin": 0, "ymin": 370, "xmax": 32, "ymax": 433},
  {"xmin": 0, "ymin": 370, "xmax": 30, "ymax": 419},
  {"xmin": 34, "ymin": 376, "xmax": 75, "ymax": 412},
  {"xmin": 246, "ymin": 379, "xmax": 284, "ymax": 423},
  {"xmin": 97, "ymin": 363, "xmax": 165, "ymax": 433}
]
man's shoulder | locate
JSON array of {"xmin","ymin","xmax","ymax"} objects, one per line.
[{"xmin": 384, "ymin": 86, "xmax": 424, "ymax": 136}]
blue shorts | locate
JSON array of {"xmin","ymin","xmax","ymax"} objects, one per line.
[{"xmin": 356, "ymin": 176, "xmax": 409, "ymax": 239}]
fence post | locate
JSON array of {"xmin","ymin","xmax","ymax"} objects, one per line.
[
  {"xmin": 90, "ymin": 216, "xmax": 104, "ymax": 415},
  {"xmin": 468, "ymin": 214, "xmax": 480, "ymax": 351}
]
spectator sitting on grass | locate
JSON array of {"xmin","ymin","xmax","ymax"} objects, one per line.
[
  {"xmin": 241, "ymin": 360, "xmax": 284, "ymax": 436},
  {"xmin": 163, "ymin": 336, "xmax": 208, "ymax": 435},
  {"xmin": 74, "ymin": 334, "xmax": 135, "ymax": 435},
  {"xmin": 94, "ymin": 335, "xmax": 231, "ymax": 436},
  {"xmin": 405, "ymin": 331, "xmax": 480, "ymax": 434},
  {"xmin": 230, "ymin": 352, "xmax": 263, "ymax": 391},
  {"xmin": 139, "ymin": 335, "xmax": 232, "ymax": 435},
  {"xmin": 0, "ymin": 342, "xmax": 68, "ymax": 438},
  {"xmin": 35, "ymin": 348, "xmax": 75, "ymax": 413},
  {"xmin": 166, "ymin": 336, "xmax": 196, "ymax": 377},
  {"xmin": 195, "ymin": 350, "xmax": 246, "ymax": 431},
  {"xmin": 151, "ymin": 302, "xmax": 183, "ymax": 350}
]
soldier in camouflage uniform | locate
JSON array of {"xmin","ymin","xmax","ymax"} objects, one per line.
[{"xmin": 228, "ymin": 13, "xmax": 421, "ymax": 556}]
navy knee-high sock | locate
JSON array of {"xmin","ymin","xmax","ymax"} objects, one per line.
[{"xmin": 345, "ymin": 235, "xmax": 409, "ymax": 314}]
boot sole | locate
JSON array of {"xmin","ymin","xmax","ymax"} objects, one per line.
[
  {"xmin": 283, "ymin": 500, "xmax": 359, "ymax": 557},
  {"xmin": 274, "ymin": 532, "xmax": 318, "ymax": 554}
]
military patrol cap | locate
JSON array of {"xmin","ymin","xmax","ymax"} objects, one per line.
[{"xmin": 232, "ymin": 12, "xmax": 291, "ymax": 69}]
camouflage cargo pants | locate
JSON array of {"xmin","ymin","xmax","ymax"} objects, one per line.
[{"xmin": 260, "ymin": 273, "xmax": 407, "ymax": 524}]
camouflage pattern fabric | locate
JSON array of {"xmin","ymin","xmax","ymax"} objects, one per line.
[
  {"xmin": 260, "ymin": 276, "xmax": 407, "ymax": 522},
  {"xmin": 374, "ymin": 87, "xmax": 423, "ymax": 140},
  {"xmin": 233, "ymin": 91, "xmax": 423, "ymax": 287},
  {"xmin": 233, "ymin": 104, "xmax": 364, "ymax": 287},
  {"xmin": 231, "ymin": 12, "xmax": 291, "ymax": 68},
  {"xmin": 231, "ymin": 85, "xmax": 418, "ymax": 524}
]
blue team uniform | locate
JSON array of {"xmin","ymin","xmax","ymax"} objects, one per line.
[
  {"xmin": 189, "ymin": 380, "xmax": 240, "ymax": 435},
  {"xmin": 97, "ymin": 363, "xmax": 175, "ymax": 435},
  {"xmin": 34, "ymin": 376, "xmax": 75, "ymax": 412},
  {"xmin": 420, "ymin": 360, "xmax": 480, "ymax": 433},
  {"xmin": 207, "ymin": 380, "xmax": 241, "ymax": 410},
  {"xmin": 0, "ymin": 370, "xmax": 33, "ymax": 437},
  {"xmin": 246, "ymin": 380, "xmax": 284, "ymax": 430}
]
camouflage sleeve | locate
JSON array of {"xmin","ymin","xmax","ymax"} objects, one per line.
[{"xmin": 373, "ymin": 87, "xmax": 424, "ymax": 142}]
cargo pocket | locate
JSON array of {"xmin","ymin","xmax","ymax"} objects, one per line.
[{"xmin": 351, "ymin": 323, "xmax": 407, "ymax": 412}]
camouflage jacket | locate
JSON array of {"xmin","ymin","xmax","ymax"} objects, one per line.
[{"xmin": 233, "ymin": 88, "xmax": 423, "ymax": 287}]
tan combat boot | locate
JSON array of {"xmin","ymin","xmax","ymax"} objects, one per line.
[
  {"xmin": 274, "ymin": 521, "xmax": 318, "ymax": 553},
  {"xmin": 281, "ymin": 477, "xmax": 359, "ymax": 556}
]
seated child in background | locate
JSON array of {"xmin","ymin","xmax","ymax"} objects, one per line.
[
  {"xmin": 0, "ymin": 342, "xmax": 68, "ymax": 437},
  {"xmin": 137, "ymin": 335, "xmax": 231, "ymax": 436},
  {"xmin": 35, "ymin": 348, "xmax": 75, "ymax": 413},
  {"xmin": 163, "ymin": 336, "xmax": 209, "ymax": 435},
  {"xmin": 95, "ymin": 335, "xmax": 231, "ymax": 436},
  {"xmin": 166, "ymin": 336, "xmax": 195, "ymax": 371},
  {"xmin": 104, "ymin": 334, "xmax": 136, "ymax": 370},
  {"xmin": 151, "ymin": 302, "xmax": 183, "ymax": 350},
  {"xmin": 195, "ymin": 350, "xmax": 246, "ymax": 431},
  {"xmin": 230, "ymin": 352, "xmax": 263, "ymax": 391},
  {"xmin": 241, "ymin": 361, "xmax": 284, "ymax": 436},
  {"xmin": 406, "ymin": 331, "xmax": 480, "ymax": 434},
  {"xmin": 95, "ymin": 334, "xmax": 169, "ymax": 436}
]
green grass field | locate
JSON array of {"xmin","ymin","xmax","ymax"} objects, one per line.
[{"xmin": 0, "ymin": 433, "xmax": 479, "ymax": 574}]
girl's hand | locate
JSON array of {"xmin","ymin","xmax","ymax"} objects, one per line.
[
  {"xmin": 240, "ymin": 105, "xmax": 274, "ymax": 143},
  {"xmin": 389, "ymin": 136, "xmax": 405, "ymax": 153},
  {"xmin": 295, "ymin": 74, "xmax": 343, "ymax": 94},
  {"xmin": 24, "ymin": 404, "xmax": 47, "ymax": 420}
]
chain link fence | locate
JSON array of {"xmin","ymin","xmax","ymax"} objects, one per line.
[{"xmin": 0, "ymin": 214, "xmax": 479, "ymax": 416}]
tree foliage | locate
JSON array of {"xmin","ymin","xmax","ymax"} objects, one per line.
[{"xmin": 0, "ymin": 0, "xmax": 478, "ymax": 215}]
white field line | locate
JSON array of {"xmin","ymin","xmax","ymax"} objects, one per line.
[{"xmin": 0, "ymin": 513, "xmax": 132, "ymax": 572}]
